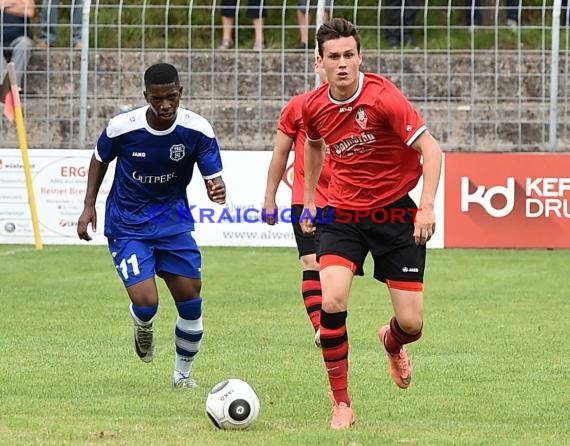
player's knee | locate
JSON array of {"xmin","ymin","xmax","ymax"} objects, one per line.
[
  {"xmin": 321, "ymin": 293, "xmax": 348, "ymax": 313},
  {"xmin": 168, "ymin": 278, "xmax": 202, "ymax": 300},
  {"xmin": 300, "ymin": 254, "xmax": 319, "ymax": 270},
  {"xmin": 185, "ymin": 287, "xmax": 202, "ymax": 299},
  {"xmin": 396, "ymin": 315, "xmax": 423, "ymax": 336}
]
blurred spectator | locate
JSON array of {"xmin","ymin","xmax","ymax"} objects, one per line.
[
  {"xmin": 505, "ymin": 0, "xmax": 521, "ymax": 30},
  {"xmin": 1, "ymin": 0, "xmax": 36, "ymax": 86},
  {"xmin": 219, "ymin": 0, "xmax": 265, "ymax": 51},
  {"xmin": 464, "ymin": 0, "xmax": 482, "ymax": 27},
  {"xmin": 464, "ymin": 0, "xmax": 521, "ymax": 29},
  {"xmin": 296, "ymin": 0, "xmax": 331, "ymax": 50},
  {"xmin": 562, "ymin": 0, "xmax": 569, "ymax": 25},
  {"xmin": 36, "ymin": 0, "xmax": 83, "ymax": 49},
  {"xmin": 386, "ymin": 0, "xmax": 420, "ymax": 48}
]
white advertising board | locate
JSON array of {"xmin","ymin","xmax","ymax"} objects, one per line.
[
  {"xmin": 0, "ymin": 149, "xmax": 444, "ymax": 248},
  {"xmin": 187, "ymin": 151, "xmax": 296, "ymax": 247},
  {"xmin": 0, "ymin": 149, "xmax": 295, "ymax": 247},
  {"xmin": 0, "ymin": 149, "xmax": 114, "ymax": 245}
]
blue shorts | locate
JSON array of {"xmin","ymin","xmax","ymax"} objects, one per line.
[{"xmin": 108, "ymin": 232, "xmax": 201, "ymax": 288}]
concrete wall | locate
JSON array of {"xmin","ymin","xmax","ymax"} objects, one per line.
[{"xmin": 1, "ymin": 49, "xmax": 568, "ymax": 151}]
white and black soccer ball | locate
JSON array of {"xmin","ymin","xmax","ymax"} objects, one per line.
[{"xmin": 205, "ymin": 378, "xmax": 260, "ymax": 430}]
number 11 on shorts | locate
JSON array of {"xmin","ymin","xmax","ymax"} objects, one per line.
[{"xmin": 117, "ymin": 253, "xmax": 141, "ymax": 279}]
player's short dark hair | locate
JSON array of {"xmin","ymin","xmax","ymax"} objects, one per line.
[
  {"xmin": 316, "ymin": 18, "xmax": 361, "ymax": 57},
  {"xmin": 144, "ymin": 63, "xmax": 179, "ymax": 89}
]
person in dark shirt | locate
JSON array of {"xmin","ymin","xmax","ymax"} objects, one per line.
[{"xmin": 1, "ymin": 0, "xmax": 36, "ymax": 86}]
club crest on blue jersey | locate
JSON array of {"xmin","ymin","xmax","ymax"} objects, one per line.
[{"xmin": 170, "ymin": 144, "xmax": 186, "ymax": 162}]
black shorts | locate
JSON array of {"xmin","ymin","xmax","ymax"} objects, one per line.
[
  {"xmin": 221, "ymin": 0, "xmax": 267, "ymax": 18},
  {"xmin": 291, "ymin": 204, "xmax": 321, "ymax": 258},
  {"xmin": 317, "ymin": 195, "xmax": 426, "ymax": 283}
]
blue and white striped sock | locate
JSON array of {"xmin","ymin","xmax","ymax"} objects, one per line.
[{"xmin": 173, "ymin": 297, "xmax": 203, "ymax": 379}]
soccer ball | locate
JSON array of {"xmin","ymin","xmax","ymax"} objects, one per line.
[{"xmin": 205, "ymin": 378, "xmax": 260, "ymax": 430}]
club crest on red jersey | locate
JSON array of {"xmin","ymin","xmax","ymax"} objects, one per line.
[
  {"xmin": 169, "ymin": 144, "xmax": 185, "ymax": 162},
  {"xmin": 355, "ymin": 107, "xmax": 368, "ymax": 129}
]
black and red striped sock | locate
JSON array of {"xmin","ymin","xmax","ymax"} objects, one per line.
[
  {"xmin": 302, "ymin": 270, "xmax": 322, "ymax": 331},
  {"xmin": 384, "ymin": 316, "xmax": 422, "ymax": 355},
  {"xmin": 320, "ymin": 309, "xmax": 350, "ymax": 406}
]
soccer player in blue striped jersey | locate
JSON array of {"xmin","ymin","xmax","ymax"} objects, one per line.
[{"xmin": 77, "ymin": 63, "xmax": 226, "ymax": 389}]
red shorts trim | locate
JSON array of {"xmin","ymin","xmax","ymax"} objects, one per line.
[
  {"xmin": 320, "ymin": 254, "xmax": 358, "ymax": 274},
  {"xmin": 386, "ymin": 279, "xmax": 424, "ymax": 292}
]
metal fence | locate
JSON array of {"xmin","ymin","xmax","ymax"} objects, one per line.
[{"xmin": 1, "ymin": 0, "xmax": 569, "ymax": 151}]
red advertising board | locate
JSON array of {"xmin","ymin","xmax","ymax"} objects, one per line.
[{"xmin": 445, "ymin": 153, "xmax": 570, "ymax": 248}]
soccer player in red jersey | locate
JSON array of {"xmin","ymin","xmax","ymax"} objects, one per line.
[
  {"xmin": 263, "ymin": 56, "xmax": 330, "ymax": 343},
  {"xmin": 301, "ymin": 18, "xmax": 443, "ymax": 430}
]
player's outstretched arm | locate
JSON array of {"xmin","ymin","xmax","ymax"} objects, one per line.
[
  {"xmin": 411, "ymin": 130, "xmax": 443, "ymax": 245},
  {"xmin": 77, "ymin": 155, "xmax": 109, "ymax": 241},
  {"xmin": 263, "ymin": 130, "xmax": 294, "ymax": 225},
  {"xmin": 206, "ymin": 177, "xmax": 226, "ymax": 205}
]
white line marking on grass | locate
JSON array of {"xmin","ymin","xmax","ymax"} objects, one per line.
[{"xmin": 0, "ymin": 248, "xmax": 32, "ymax": 257}]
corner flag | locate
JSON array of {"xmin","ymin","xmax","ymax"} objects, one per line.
[
  {"xmin": 0, "ymin": 63, "xmax": 43, "ymax": 249},
  {"xmin": 0, "ymin": 72, "xmax": 15, "ymax": 121}
]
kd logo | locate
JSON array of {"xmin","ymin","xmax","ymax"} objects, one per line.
[{"xmin": 461, "ymin": 177, "xmax": 515, "ymax": 218}]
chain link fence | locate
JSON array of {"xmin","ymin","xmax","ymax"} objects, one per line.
[{"xmin": 1, "ymin": 0, "xmax": 569, "ymax": 151}]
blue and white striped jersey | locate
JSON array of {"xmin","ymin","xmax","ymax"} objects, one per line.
[{"xmin": 95, "ymin": 105, "xmax": 223, "ymax": 239}]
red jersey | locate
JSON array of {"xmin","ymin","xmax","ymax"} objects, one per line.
[
  {"xmin": 302, "ymin": 72, "xmax": 425, "ymax": 210},
  {"xmin": 278, "ymin": 91, "xmax": 331, "ymax": 208}
]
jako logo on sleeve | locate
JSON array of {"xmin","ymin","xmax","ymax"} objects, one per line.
[{"xmin": 460, "ymin": 177, "xmax": 515, "ymax": 218}]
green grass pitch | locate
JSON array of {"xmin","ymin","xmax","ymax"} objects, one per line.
[{"xmin": 0, "ymin": 245, "xmax": 568, "ymax": 445}]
